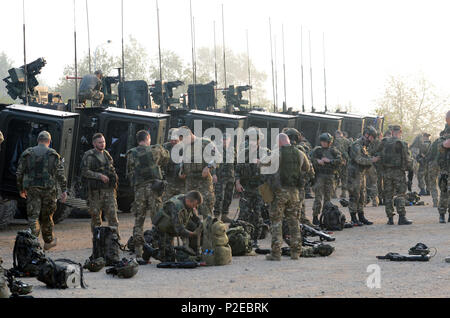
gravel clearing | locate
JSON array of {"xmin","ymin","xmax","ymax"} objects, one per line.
[{"xmin": 1, "ymin": 193, "xmax": 449, "ymax": 298}]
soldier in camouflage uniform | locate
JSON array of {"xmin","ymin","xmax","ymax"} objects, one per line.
[
  {"xmin": 298, "ymin": 133, "xmax": 314, "ymax": 199},
  {"xmin": 235, "ymin": 127, "xmax": 270, "ymax": 246},
  {"xmin": 283, "ymin": 128, "xmax": 315, "ymax": 225},
  {"xmin": 81, "ymin": 133, "xmax": 120, "ymax": 234},
  {"xmin": 332, "ymin": 130, "xmax": 351, "ymax": 199},
  {"xmin": 16, "ymin": 131, "xmax": 67, "ymax": 250},
  {"xmin": 426, "ymin": 132, "xmax": 444, "ymax": 207},
  {"xmin": 266, "ymin": 134, "xmax": 306, "ymax": 261},
  {"xmin": 179, "ymin": 127, "xmax": 218, "ymax": 218},
  {"xmin": 347, "ymin": 127, "xmax": 380, "ymax": 226},
  {"xmin": 152, "ymin": 191, "xmax": 203, "ymax": 262},
  {"xmin": 411, "ymin": 133, "xmax": 432, "ymax": 195},
  {"xmin": 126, "ymin": 130, "xmax": 169, "ymax": 263},
  {"xmin": 437, "ymin": 124, "xmax": 450, "ymax": 223},
  {"xmin": 376, "ymin": 125, "xmax": 413, "ymax": 225},
  {"xmin": 310, "ymin": 133, "xmax": 343, "ymax": 225},
  {"xmin": 162, "ymin": 128, "xmax": 185, "ymax": 202},
  {"xmin": 366, "ymin": 130, "xmax": 381, "ymax": 207},
  {"xmin": 213, "ymin": 133, "xmax": 235, "ymax": 223}
]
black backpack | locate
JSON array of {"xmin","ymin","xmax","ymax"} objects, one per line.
[
  {"xmin": 320, "ymin": 202, "xmax": 346, "ymax": 231},
  {"xmin": 92, "ymin": 227, "xmax": 120, "ymax": 266},
  {"xmin": 37, "ymin": 258, "xmax": 87, "ymax": 289},
  {"xmin": 13, "ymin": 230, "xmax": 47, "ymax": 277}
]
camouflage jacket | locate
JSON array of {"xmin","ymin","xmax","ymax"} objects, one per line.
[
  {"xmin": 348, "ymin": 137, "xmax": 373, "ymax": 171},
  {"xmin": 165, "ymin": 195, "xmax": 196, "ymax": 237},
  {"xmin": 376, "ymin": 137, "xmax": 413, "ymax": 171},
  {"xmin": 310, "ymin": 146, "xmax": 343, "ymax": 176},
  {"xmin": 81, "ymin": 149, "xmax": 118, "ymax": 191},
  {"xmin": 295, "ymin": 144, "xmax": 315, "ymax": 185},
  {"xmin": 235, "ymin": 145, "xmax": 271, "ymax": 189},
  {"xmin": 163, "ymin": 142, "xmax": 181, "ymax": 179},
  {"xmin": 16, "ymin": 144, "xmax": 67, "ymax": 192},
  {"xmin": 332, "ymin": 137, "xmax": 351, "ymax": 161},
  {"xmin": 181, "ymin": 137, "xmax": 219, "ymax": 178}
]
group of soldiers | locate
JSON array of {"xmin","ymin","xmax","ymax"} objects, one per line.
[{"xmin": 4, "ymin": 109, "xmax": 450, "ymax": 263}]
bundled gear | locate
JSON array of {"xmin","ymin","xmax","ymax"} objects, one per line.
[
  {"xmin": 13, "ymin": 230, "xmax": 47, "ymax": 277},
  {"xmin": 201, "ymin": 216, "xmax": 232, "ymax": 266},
  {"xmin": 105, "ymin": 258, "xmax": 139, "ymax": 279},
  {"xmin": 83, "ymin": 257, "xmax": 106, "ymax": 273},
  {"xmin": 226, "ymin": 226, "xmax": 253, "ymax": 256},
  {"xmin": 320, "ymin": 202, "xmax": 346, "ymax": 231},
  {"xmin": 406, "ymin": 192, "xmax": 424, "ymax": 206},
  {"xmin": 408, "ymin": 243, "xmax": 435, "ymax": 256},
  {"xmin": 92, "ymin": 227, "xmax": 120, "ymax": 266},
  {"xmin": 37, "ymin": 259, "xmax": 87, "ymax": 289}
]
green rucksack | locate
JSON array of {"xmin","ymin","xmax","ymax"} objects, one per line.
[
  {"xmin": 226, "ymin": 226, "xmax": 252, "ymax": 256},
  {"xmin": 201, "ymin": 216, "xmax": 232, "ymax": 266},
  {"xmin": 92, "ymin": 227, "xmax": 120, "ymax": 266},
  {"xmin": 13, "ymin": 230, "xmax": 47, "ymax": 277}
]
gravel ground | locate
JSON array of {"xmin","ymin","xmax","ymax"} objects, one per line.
[{"xmin": 1, "ymin": 191, "xmax": 449, "ymax": 298}]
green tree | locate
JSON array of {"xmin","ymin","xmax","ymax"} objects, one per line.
[
  {"xmin": 0, "ymin": 52, "xmax": 15, "ymax": 104},
  {"xmin": 375, "ymin": 74, "xmax": 447, "ymax": 142}
]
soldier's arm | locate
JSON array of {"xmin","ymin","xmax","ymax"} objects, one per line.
[
  {"xmin": 300, "ymin": 151, "xmax": 311, "ymax": 174},
  {"xmin": 54, "ymin": 155, "xmax": 67, "ymax": 192},
  {"xmin": 125, "ymin": 152, "xmax": 134, "ymax": 183},
  {"xmin": 168, "ymin": 203, "xmax": 191, "ymax": 238},
  {"xmin": 330, "ymin": 149, "xmax": 343, "ymax": 166},
  {"xmin": 403, "ymin": 142, "xmax": 414, "ymax": 170},
  {"xmin": 16, "ymin": 153, "xmax": 27, "ymax": 192},
  {"xmin": 81, "ymin": 155, "xmax": 103, "ymax": 180},
  {"xmin": 349, "ymin": 143, "xmax": 372, "ymax": 166}
]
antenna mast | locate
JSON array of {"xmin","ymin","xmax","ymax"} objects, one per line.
[
  {"xmin": 156, "ymin": 0, "xmax": 165, "ymax": 113},
  {"xmin": 214, "ymin": 21, "xmax": 218, "ymax": 109},
  {"xmin": 189, "ymin": 0, "xmax": 197, "ymax": 109},
  {"xmin": 269, "ymin": 18, "xmax": 276, "ymax": 113},
  {"xmin": 309, "ymin": 30, "xmax": 314, "ymax": 112},
  {"xmin": 86, "ymin": 0, "xmax": 91, "ymax": 73},
  {"xmin": 246, "ymin": 29, "xmax": 252, "ymax": 108},
  {"xmin": 73, "ymin": 0, "xmax": 78, "ymax": 106},
  {"xmin": 300, "ymin": 25, "xmax": 305, "ymax": 112},
  {"xmin": 282, "ymin": 24, "xmax": 287, "ymax": 113},
  {"xmin": 22, "ymin": 0, "xmax": 28, "ymax": 105},
  {"xmin": 323, "ymin": 32, "xmax": 328, "ymax": 112}
]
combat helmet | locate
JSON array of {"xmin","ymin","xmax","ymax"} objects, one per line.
[
  {"xmin": 106, "ymin": 258, "xmax": 139, "ymax": 279},
  {"xmin": 363, "ymin": 126, "xmax": 378, "ymax": 138},
  {"xmin": 282, "ymin": 128, "xmax": 302, "ymax": 143},
  {"xmin": 319, "ymin": 133, "xmax": 333, "ymax": 143},
  {"xmin": 83, "ymin": 257, "xmax": 106, "ymax": 273}
]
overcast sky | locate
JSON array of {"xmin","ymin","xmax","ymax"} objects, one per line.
[{"xmin": 1, "ymin": 0, "xmax": 450, "ymax": 114}]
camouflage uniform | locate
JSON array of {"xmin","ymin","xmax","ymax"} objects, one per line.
[
  {"xmin": 236, "ymin": 145, "xmax": 270, "ymax": 242},
  {"xmin": 78, "ymin": 74, "xmax": 104, "ymax": 106},
  {"xmin": 16, "ymin": 143, "xmax": 67, "ymax": 243},
  {"xmin": 426, "ymin": 138, "xmax": 441, "ymax": 207},
  {"xmin": 377, "ymin": 134, "xmax": 413, "ymax": 222},
  {"xmin": 81, "ymin": 149, "xmax": 119, "ymax": 234},
  {"xmin": 182, "ymin": 137, "xmax": 217, "ymax": 218},
  {"xmin": 347, "ymin": 137, "xmax": 374, "ymax": 223},
  {"xmin": 299, "ymin": 139, "xmax": 314, "ymax": 198},
  {"xmin": 126, "ymin": 144, "xmax": 169, "ymax": 257},
  {"xmin": 437, "ymin": 126, "xmax": 450, "ymax": 219},
  {"xmin": 267, "ymin": 145, "xmax": 307, "ymax": 260},
  {"xmin": 294, "ymin": 144, "xmax": 314, "ymax": 225},
  {"xmin": 366, "ymin": 139, "xmax": 380, "ymax": 205},
  {"xmin": 162, "ymin": 141, "xmax": 185, "ymax": 201},
  {"xmin": 332, "ymin": 136, "xmax": 351, "ymax": 198},
  {"xmin": 214, "ymin": 145, "xmax": 235, "ymax": 218},
  {"xmin": 310, "ymin": 146, "xmax": 342, "ymax": 218},
  {"xmin": 417, "ymin": 140, "xmax": 431, "ymax": 192}
]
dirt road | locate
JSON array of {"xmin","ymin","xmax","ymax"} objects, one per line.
[{"xmin": 1, "ymin": 194, "xmax": 449, "ymax": 298}]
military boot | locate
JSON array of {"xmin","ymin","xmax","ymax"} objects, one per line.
[
  {"xmin": 221, "ymin": 214, "xmax": 233, "ymax": 223},
  {"xmin": 290, "ymin": 250, "xmax": 300, "ymax": 260},
  {"xmin": 398, "ymin": 215, "xmax": 413, "ymax": 225},
  {"xmin": 312, "ymin": 215, "xmax": 320, "ymax": 226},
  {"xmin": 351, "ymin": 213, "xmax": 363, "ymax": 226},
  {"xmin": 44, "ymin": 238, "xmax": 57, "ymax": 251},
  {"xmin": 387, "ymin": 217, "xmax": 394, "ymax": 225},
  {"xmin": 439, "ymin": 214, "xmax": 446, "ymax": 224},
  {"xmin": 358, "ymin": 212, "xmax": 373, "ymax": 225},
  {"xmin": 266, "ymin": 253, "xmax": 281, "ymax": 261}
]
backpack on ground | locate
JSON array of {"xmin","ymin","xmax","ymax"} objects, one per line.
[
  {"xmin": 92, "ymin": 227, "xmax": 120, "ymax": 266},
  {"xmin": 12, "ymin": 230, "xmax": 47, "ymax": 277},
  {"xmin": 202, "ymin": 216, "xmax": 232, "ymax": 266},
  {"xmin": 320, "ymin": 202, "xmax": 346, "ymax": 231},
  {"xmin": 226, "ymin": 226, "xmax": 253, "ymax": 256},
  {"xmin": 37, "ymin": 258, "xmax": 87, "ymax": 289},
  {"xmin": 105, "ymin": 258, "xmax": 138, "ymax": 279}
]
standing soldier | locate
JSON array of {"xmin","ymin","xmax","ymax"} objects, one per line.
[
  {"xmin": 235, "ymin": 127, "xmax": 269, "ymax": 246},
  {"xmin": 283, "ymin": 128, "xmax": 315, "ymax": 225},
  {"xmin": 417, "ymin": 133, "xmax": 432, "ymax": 196},
  {"xmin": 265, "ymin": 134, "xmax": 305, "ymax": 261},
  {"xmin": 298, "ymin": 132, "xmax": 314, "ymax": 199},
  {"xmin": 179, "ymin": 127, "xmax": 218, "ymax": 218},
  {"xmin": 377, "ymin": 125, "xmax": 413, "ymax": 225},
  {"xmin": 16, "ymin": 131, "xmax": 67, "ymax": 250},
  {"xmin": 81, "ymin": 133, "xmax": 120, "ymax": 234},
  {"xmin": 347, "ymin": 127, "xmax": 380, "ymax": 226},
  {"xmin": 332, "ymin": 130, "xmax": 351, "ymax": 199},
  {"xmin": 213, "ymin": 133, "xmax": 236, "ymax": 223},
  {"xmin": 437, "ymin": 125, "xmax": 450, "ymax": 223},
  {"xmin": 366, "ymin": 130, "xmax": 381, "ymax": 207},
  {"xmin": 310, "ymin": 133, "xmax": 343, "ymax": 225},
  {"xmin": 426, "ymin": 132, "xmax": 444, "ymax": 208},
  {"xmin": 162, "ymin": 128, "xmax": 185, "ymax": 201},
  {"xmin": 126, "ymin": 130, "xmax": 169, "ymax": 263}
]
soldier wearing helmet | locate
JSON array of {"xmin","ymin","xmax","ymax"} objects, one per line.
[
  {"xmin": 347, "ymin": 126, "xmax": 380, "ymax": 226},
  {"xmin": 331, "ymin": 130, "xmax": 352, "ymax": 199},
  {"xmin": 310, "ymin": 133, "xmax": 343, "ymax": 225},
  {"xmin": 162, "ymin": 128, "xmax": 186, "ymax": 202}
]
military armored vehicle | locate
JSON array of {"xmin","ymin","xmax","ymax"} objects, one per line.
[
  {"xmin": 296, "ymin": 113, "xmax": 343, "ymax": 147},
  {"xmin": 326, "ymin": 112, "xmax": 366, "ymax": 139}
]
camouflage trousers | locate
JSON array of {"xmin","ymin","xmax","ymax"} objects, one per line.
[
  {"xmin": 26, "ymin": 187, "xmax": 57, "ymax": 244},
  {"xmin": 132, "ymin": 183, "xmax": 162, "ymax": 257},
  {"xmin": 365, "ymin": 166, "xmax": 378, "ymax": 201},
  {"xmin": 185, "ymin": 175, "xmax": 215, "ymax": 218},
  {"xmin": 337, "ymin": 164, "xmax": 348, "ymax": 195},
  {"xmin": 438, "ymin": 173, "xmax": 450, "ymax": 215},
  {"xmin": 313, "ymin": 175, "xmax": 335, "ymax": 217},
  {"xmin": 88, "ymin": 189, "xmax": 119, "ymax": 235},
  {"xmin": 383, "ymin": 168, "xmax": 407, "ymax": 218},
  {"xmin": 376, "ymin": 167, "xmax": 384, "ymax": 202},
  {"xmin": 237, "ymin": 189, "xmax": 265, "ymax": 241},
  {"xmin": 427, "ymin": 162, "xmax": 440, "ymax": 206},
  {"xmin": 214, "ymin": 177, "xmax": 235, "ymax": 217},
  {"xmin": 418, "ymin": 162, "xmax": 429, "ymax": 191},
  {"xmin": 270, "ymin": 187, "xmax": 302, "ymax": 257},
  {"xmin": 162, "ymin": 178, "xmax": 185, "ymax": 203},
  {"xmin": 155, "ymin": 229, "xmax": 176, "ymax": 262},
  {"xmin": 347, "ymin": 166, "xmax": 366, "ymax": 215},
  {"xmin": 79, "ymin": 91, "xmax": 104, "ymax": 106},
  {"xmin": 298, "ymin": 188, "xmax": 311, "ymax": 225}
]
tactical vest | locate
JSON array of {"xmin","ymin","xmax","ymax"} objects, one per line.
[
  {"xmin": 163, "ymin": 142, "xmax": 178, "ymax": 178},
  {"xmin": 23, "ymin": 146, "xmax": 57, "ymax": 189},
  {"xmin": 128, "ymin": 145, "xmax": 163, "ymax": 187},
  {"xmin": 280, "ymin": 145, "xmax": 301, "ymax": 187},
  {"xmin": 183, "ymin": 138, "xmax": 211, "ymax": 176},
  {"xmin": 438, "ymin": 140, "xmax": 450, "ymax": 173},
  {"xmin": 381, "ymin": 137, "xmax": 403, "ymax": 169},
  {"xmin": 84, "ymin": 149, "xmax": 117, "ymax": 190},
  {"xmin": 153, "ymin": 195, "xmax": 191, "ymax": 236},
  {"xmin": 238, "ymin": 147, "xmax": 265, "ymax": 187},
  {"xmin": 313, "ymin": 147, "xmax": 338, "ymax": 175}
]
